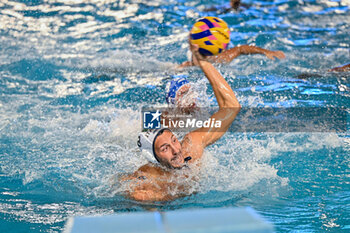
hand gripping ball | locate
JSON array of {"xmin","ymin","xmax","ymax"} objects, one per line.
[{"xmin": 190, "ymin": 16, "xmax": 230, "ymax": 56}]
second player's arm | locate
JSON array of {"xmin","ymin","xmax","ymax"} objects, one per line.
[{"xmin": 209, "ymin": 45, "xmax": 286, "ymax": 63}]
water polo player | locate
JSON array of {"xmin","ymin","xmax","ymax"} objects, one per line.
[
  {"xmin": 164, "ymin": 75, "xmax": 217, "ymax": 112},
  {"xmin": 178, "ymin": 16, "xmax": 285, "ymax": 68},
  {"xmin": 165, "ymin": 75, "xmax": 199, "ymax": 111},
  {"xmin": 123, "ymin": 43, "xmax": 241, "ymax": 201}
]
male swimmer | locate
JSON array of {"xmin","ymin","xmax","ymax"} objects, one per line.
[{"xmin": 123, "ymin": 44, "xmax": 241, "ymax": 202}]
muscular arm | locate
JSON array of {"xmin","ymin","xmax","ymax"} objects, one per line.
[
  {"xmin": 199, "ymin": 60, "xmax": 239, "ymax": 108},
  {"xmin": 186, "ymin": 45, "xmax": 241, "ymax": 148},
  {"xmin": 178, "ymin": 45, "xmax": 285, "ymax": 69},
  {"xmin": 209, "ymin": 45, "xmax": 286, "ymax": 63}
]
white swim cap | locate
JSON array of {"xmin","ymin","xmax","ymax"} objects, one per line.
[{"xmin": 137, "ymin": 128, "xmax": 170, "ymax": 163}]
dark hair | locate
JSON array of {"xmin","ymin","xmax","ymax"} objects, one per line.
[
  {"xmin": 152, "ymin": 128, "xmax": 171, "ymax": 163},
  {"xmin": 231, "ymin": 0, "xmax": 241, "ymax": 10}
]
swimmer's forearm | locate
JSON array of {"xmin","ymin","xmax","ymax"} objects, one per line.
[
  {"xmin": 208, "ymin": 47, "xmax": 240, "ymax": 63},
  {"xmin": 191, "ymin": 58, "xmax": 240, "ymax": 148},
  {"xmin": 209, "ymin": 45, "xmax": 273, "ymax": 64},
  {"xmin": 238, "ymin": 45, "xmax": 286, "ymax": 60},
  {"xmin": 237, "ymin": 45, "xmax": 269, "ymax": 55},
  {"xmin": 197, "ymin": 60, "xmax": 240, "ymax": 108}
]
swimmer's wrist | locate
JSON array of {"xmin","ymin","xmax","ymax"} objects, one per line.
[{"xmin": 197, "ymin": 59, "xmax": 210, "ymax": 65}]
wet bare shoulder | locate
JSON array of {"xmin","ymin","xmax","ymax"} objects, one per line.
[{"xmin": 181, "ymin": 132, "xmax": 204, "ymax": 161}]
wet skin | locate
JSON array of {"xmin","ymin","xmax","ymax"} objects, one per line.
[
  {"xmin": 154, "ymin": 130, "xmax": 185, "ymax": 169},
  {"xmin": 124, "ymin": 45, "xmax": 241, "ymax": 202}
]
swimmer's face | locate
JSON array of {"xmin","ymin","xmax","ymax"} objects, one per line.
[
  {"xmin": 175, "ymin": 84, "xmax": 197, "ymax": 111},
  {"xmin": 154, "ymin": 130, "xmax": 184, "ymax": 169}
]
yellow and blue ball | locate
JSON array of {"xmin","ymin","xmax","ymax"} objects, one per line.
[{"xmin": 190, "ymin": 16, "xmax": 230, "ymax": 56}]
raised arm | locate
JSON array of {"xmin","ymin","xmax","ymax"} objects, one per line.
[{"xmin": 186, "ymin": 44, "xmax": 241, "ymax": 148}]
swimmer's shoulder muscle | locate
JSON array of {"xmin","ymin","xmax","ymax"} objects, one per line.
[{"xmin": 181, "ymin": 133, "xmax": 204, "ymax": 162}]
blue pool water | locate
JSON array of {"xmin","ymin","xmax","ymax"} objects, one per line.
[{"xmin": 0, "ymin": 0, "xmax": 349, "ymax": 232}]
